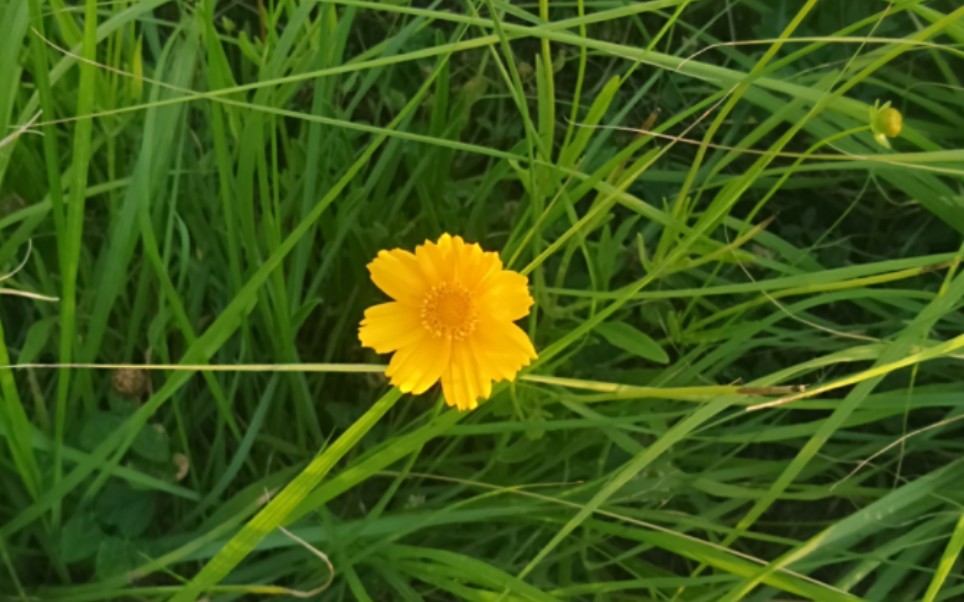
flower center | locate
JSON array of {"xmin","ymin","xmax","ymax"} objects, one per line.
[{"xmin": 421, "ymin": 283, "xmax": 477, "ymax": 339}]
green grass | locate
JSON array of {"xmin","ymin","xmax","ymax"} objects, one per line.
[{"xmin": 1, "ymin": 0, "xmax": 964, "ymax": 600}]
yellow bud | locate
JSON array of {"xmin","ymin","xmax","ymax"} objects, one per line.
[
  {"xmin": 879, "ymin": 107, "xmax": 902, "ymax": 137},
  {"xmin": 869, "ymin": 100, "xmax": 902, "ymax": 149}
]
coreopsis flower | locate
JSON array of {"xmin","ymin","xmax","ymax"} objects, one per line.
[{"xmin": 359, "ymin": 234, "xmax": 537, "ymax": 410}]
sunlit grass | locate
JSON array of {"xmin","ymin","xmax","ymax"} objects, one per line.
[{"xmin": 1, "ymin": 1, "xmax": 963, "ymax": 600}]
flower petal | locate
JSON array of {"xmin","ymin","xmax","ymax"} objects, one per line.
[
  {"xmin": 368, "ymin": 249, "xmax": 428, "ymax": 306},
  {"xmin": 440, "ymin": 370, "xmax": 464, "ymax": 411},
  {"xmin": 415, "ymin": 236, "xmax": 455, "ymax": 283},
  {"xmin": 463, "ymin": 341, "xmax": 493, "ymax": 401},
  {"xmin": 442, "ymin": 353, "xmax": 479, "ymax": 411},
  {"xmin": 503, "ymin": 321, "xmax": 538, "ymax": 361},
  {"xmin": 459, "ymin": 246, "xmax": 502, "ymax": 291},
  {"xmin": 385, "ymin": 336, "xmax": 451, "ymax": 395},
  {"xmin": 441, "ymin": 341, "xmax": 486, "ymax": 411},
  {"xmin": 359, "ymin": 302, "xmax": 425, "ymax": 354},
  {"xmin": 476, "ymin": 270, "xmax": 534, "ymax": 321},
  {"xmin": 471, "ymin": 319, "xmax": 537, "ymax": 382}
]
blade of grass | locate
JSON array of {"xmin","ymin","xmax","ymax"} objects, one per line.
[{"xmin": 166, "ymin": 387, "xmax": 403, "ymax": 602}]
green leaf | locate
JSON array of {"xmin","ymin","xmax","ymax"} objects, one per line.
[
  {"xmin": 18, "ymin": 317, "xmax": 55, "ymax": 363},
  {"xmin": 79, "ymin": 411, "xmax": 126, "ymax": 452},
  {"xmin": 596, "ymin": 321, "xmax": 670, "ymax": 364},
  {"xmin": 96, "ymin": 481, "xmax": 155, "ymax": 538},
  {"xmin": 132, "ymin": 423, "xmax": 171, "ymax": 463},
  {"xmin": 94, "ymin": 537, "xmax": 140, "ymax": 579},
  {"xmin": 60, "ymin": 512, "xmax": 104, "ymax": 563}
]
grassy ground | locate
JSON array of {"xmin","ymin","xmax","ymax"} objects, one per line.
[{"xmin": 1, "ymin": 0, "xmax": 964, "ymax": 600}]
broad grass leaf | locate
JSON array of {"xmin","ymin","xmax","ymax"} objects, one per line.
[{"xmin": 597, "ymin": 321, "xmax": 670, "ymax": 364}]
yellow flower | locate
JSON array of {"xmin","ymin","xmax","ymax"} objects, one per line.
[{"xmin": 359, "ymin": 234, "xmax": 537, "ymax": 411}]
